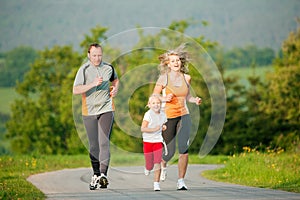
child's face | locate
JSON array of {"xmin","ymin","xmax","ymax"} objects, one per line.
[{"xmin": 148, "ymin": 97, "xmax": 161, "ymax": 113}]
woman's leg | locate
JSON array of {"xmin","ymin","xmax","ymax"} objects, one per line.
[
  {"xmin": 162, "ymin": 117, "xmax": 180, "ymax": 162},
  {"xmin": 177, "ymin": 115, "xmax": 191, "ymax": 189}
]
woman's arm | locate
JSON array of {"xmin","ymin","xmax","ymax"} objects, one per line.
[
  {"xmin": 152, "ymin": 74, "xmax": 173, "ymax": 102},
  {"xmin": 185, "ymin": 74, "xmax": 202, "ymax": 105}
]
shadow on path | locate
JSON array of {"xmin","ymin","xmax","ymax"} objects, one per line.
[{"xmin": 27, "ymin": 164, "xmax": 300, "ymax": 200}]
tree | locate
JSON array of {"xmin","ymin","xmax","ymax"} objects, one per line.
[
  {"xmin": 259, "ymin": 20, "xmax": 300, "ymax": 152},
  {"xmin": 0, "ymin": 46, "xmax": 37, "ymax": 87},
  {"xmin": 6, "ymin": 46, "xmax": 82, "ymax": 154}
]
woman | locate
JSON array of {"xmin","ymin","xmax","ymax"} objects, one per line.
[{"xmin": 152, "ymin": 45, "xmax": 202, "ymax": 190}]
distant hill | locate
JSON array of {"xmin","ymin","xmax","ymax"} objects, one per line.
[{"xmin": 0, "ymin": 0, "xmax": 299, "ymax": 52}]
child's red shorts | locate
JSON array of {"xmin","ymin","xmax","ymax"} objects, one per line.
[{"xmin": 143, "ymin": 142, "xmax": 163, "ymax": 170}]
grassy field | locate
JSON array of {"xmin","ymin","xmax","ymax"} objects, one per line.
[{"xmin": 202, "ymin": 148, "xmax": 300, "ymax": 193}]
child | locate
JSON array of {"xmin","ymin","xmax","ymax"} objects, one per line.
[{"xmin": 141, "ymin": 95, "xmax": 167, "ymax": 191}]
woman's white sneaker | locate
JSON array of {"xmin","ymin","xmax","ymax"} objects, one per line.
[
  {"xmin": 177, "ymin": 178, "xmax": 188, "ymax": 190},
  {"xmin": 153, "ymin": 182, "xmax": 160, "ymax": 191}
]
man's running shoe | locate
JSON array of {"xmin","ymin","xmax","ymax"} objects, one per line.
[
  {"xmin": 99, "ymin": 174, "xmax": 109, "ymax": 188},
  {"xmin": 160, "ymin": 167, "xmax": 167, "ymax": 181},
  {"xmin": 89, "ymin": 175, "xmax": 100, "ymax": 190},
  {"xmin": 177, "ymin": 178, "xmax": 188, "ymax": 190}
]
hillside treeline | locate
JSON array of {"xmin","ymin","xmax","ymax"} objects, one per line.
[
  {"xmin": 0, "ymin": 45, "xmax": 275, "ymax": 87},
  {"xmin": 2, "ymin": 21, "xmax": 300, "ymax": 155}
]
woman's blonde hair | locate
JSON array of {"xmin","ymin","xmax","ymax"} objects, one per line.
[{"xmin": 158, "ymin": 43, "xmax": 190, "ymax": 74}]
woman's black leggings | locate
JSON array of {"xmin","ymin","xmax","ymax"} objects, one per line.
[
  {"xmin": 83, "ymin": 112, "xmax": 114, "ymax": 176},
  {"xmin": 162, "ymin": 114, "xmax": 191, "ymax": 162}
]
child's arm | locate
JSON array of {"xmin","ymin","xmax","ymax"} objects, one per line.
[{"xmin": 141, "ymin": 120, "xmax": 160, "ymax": 133}]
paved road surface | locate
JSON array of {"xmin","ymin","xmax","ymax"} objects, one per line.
[{"xmin": 27, "ymin": 164, "xmax": 300, "ymax": 200}]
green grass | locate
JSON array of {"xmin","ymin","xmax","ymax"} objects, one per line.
[{"xmin": 202, "ymin": 149, "xmax": 300, "ymax": 193}]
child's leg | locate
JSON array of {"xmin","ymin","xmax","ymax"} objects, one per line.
[
  {"xmin": 153, "ymin": 142, "xmax": 163, "ymax": 182},
  {"xmin": 153, "ymin": 163, "xmax": 161, "ymax": 182},
  {"xmin": 143, "ymin": 142, "xmax": 154, "ymax": 170}
]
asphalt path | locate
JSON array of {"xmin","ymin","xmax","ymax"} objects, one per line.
[{"xmin": 27, "ymin": 164, "xmax": 300, "ymax": 200}]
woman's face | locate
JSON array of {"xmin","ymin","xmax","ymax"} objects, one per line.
[
  {"xmin": 88, "ymin": 46, "xmax": 102, "ymax": 66},
  {"xmin": 168, "ymin": 55, "xmax": 181, "ymax": 72}
]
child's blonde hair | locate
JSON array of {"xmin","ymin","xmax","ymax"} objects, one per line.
[{"xmin": 146, "ymin": 94, "xmax": 162, "ymax": 108}]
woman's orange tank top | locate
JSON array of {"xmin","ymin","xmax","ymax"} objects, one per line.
[{"xmin": 164, "ymin": 73, "xmax": 189, "ymax": 118}]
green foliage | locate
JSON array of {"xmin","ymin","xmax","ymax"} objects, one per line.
[
  {"xmin": 4, "ymin": 19, "xmax": 300, "ymax": 156},
  {"xmin": 6, "ymin": 46, "xmax": 83, "ymax": 154},
  {"xmin": 0, "ymin": 46, "xmax": 37, "ymax": 87},
  {"xmin": 259, "ymin": 22, "xmax": 300, "ymax": 152},
  {"xmin": 214, "ymin": 23, "xmax": 300, "ymax": 155},
  {"xmin": 275, "ymin": 18, "xmax": 300, "ymax": 67},
  {"xmin": 80, "ymin": 25, "xmax": 109, "ymax": 54},
  {"xmin": 210, "ymin": 45, "xmax": 275, "ymax": 69}
]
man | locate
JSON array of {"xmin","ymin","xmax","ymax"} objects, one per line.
[{"xmin": 73, "ymin": 43, "xmax": 119, "ymax": 189}]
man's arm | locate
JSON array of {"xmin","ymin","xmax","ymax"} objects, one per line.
[
  {"xmin": 110, "ymin": 78, "xmax": 119, "ymax": 97},
  {"xmin": 73, "ymin": 77, "xmax": 103, "ymax": 95}
]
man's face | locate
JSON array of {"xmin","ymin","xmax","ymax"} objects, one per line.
[{"xmin": 88, "ymin": 46, "xmax": 102, "ymax": 66}]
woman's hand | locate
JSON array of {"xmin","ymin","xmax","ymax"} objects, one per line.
[
  {"xmin": 195, "ymin": 97, "xmax": 202, "ymax": 105},
  {"xmin": 165, "ymin": 93, "xmax": 174, "ymax": 102}
]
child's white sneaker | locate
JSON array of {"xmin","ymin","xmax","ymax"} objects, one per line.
[{"xmin": 144, "ymin": 168, "xmax": 150, "ymax": 176}]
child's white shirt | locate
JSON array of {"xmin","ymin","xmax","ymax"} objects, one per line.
[{"xmin": 142, "ymin": 109, "xmax": 167, "ymax": 143}]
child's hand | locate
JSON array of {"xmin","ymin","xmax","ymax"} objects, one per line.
[{"xmin": 162, "ymin": 125, "xmax": 167, "ymax": 131}]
